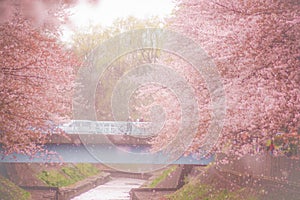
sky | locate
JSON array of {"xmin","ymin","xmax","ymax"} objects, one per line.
[{"xmin": 62, "ymin": 0, "xmax": 176, "ymax": 41}]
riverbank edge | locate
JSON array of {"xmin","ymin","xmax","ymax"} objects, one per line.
[
  {"xmin": 58, "ymin": 172, "xmax": 111, "ymax": 200},
  {"xmin": 0, "ymin": 174, "xmax": 31, "ymax": 200},
  {"xmin": 130, "ymin": 165, "xmax": 193, "ymax": 200}
]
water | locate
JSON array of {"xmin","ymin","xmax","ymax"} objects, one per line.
[
  {"xmin": 1, "ymin": 143, "xmax": 214, "ymax": 165},
  {"xmin": 71, "ymin": 178, "xmax": 146, "ymax": 200}
]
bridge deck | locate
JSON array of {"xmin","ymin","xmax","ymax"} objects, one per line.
[{"xmin": 59, "ymin": 120, "xmax": 153, "ymax": 136}]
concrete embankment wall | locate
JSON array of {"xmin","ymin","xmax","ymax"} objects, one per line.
[
  {"xmin": 103, "ymin": 170, "xmax": 151, "ymax": 180},
  {"xmin": 214, "ymin": 153, "xmax": 300, "ymax": 200},
  {"xmin": 210, "ymin": 164, "xmax": 300, "ymax": 200},
  {"xmin": 216, "ymin": 153, "xmax": 300, "ymax": 185}
]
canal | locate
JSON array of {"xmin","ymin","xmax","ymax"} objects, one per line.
[{"xmin": 71, "ymin": 177, "xmax": 146, "ymax": 200}]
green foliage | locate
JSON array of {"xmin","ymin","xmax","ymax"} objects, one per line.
[
  {"xmin": 167, "ymin": 182, "xmax": 210, "ymax": 200},
  {"xmin": 38, "ymin": 170, "xmax": 72, "ymax": 187},
  {"xmin": 274, "ymin": 137, "xmax": 284, "ymax": 147},
  {"xmin": 268, "ymin": 134, "xmax": 300, "ymax": 157},
  {"xmin": 289, "ymin": 143, "xmax": 298, "ymax": 155},
  {"xmin": 148, "ymin": 165, "xmax": 177, "ymax": 188},
  {"xmin": 37, "ymin": 164, "xmax": 100, "ymax": 187},
  {"xmin": 166, "ymin": 179, "xmax": 258, "ymax": 200},
  {"xmin": 0, "ymin": 175, "xmax": 30, "ymax": 200},
  {"xmin": 75, "ymin": 163, "xmax": 100, "ymax": 176}
]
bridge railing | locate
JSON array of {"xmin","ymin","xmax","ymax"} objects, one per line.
[{"xmin": 59, "ymin": 120, "xmax": 153, "ymax": 136}]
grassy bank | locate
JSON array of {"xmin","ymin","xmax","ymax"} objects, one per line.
[
  {"xmin": 37, "ymin": 163, "xmax": 100, "ymax": 187},
  {"xmin": 148, "ymin": 165, "xmax": 177, "ymax": 188},
  {"xmin": 0, "ymin": 175, "xmax": 30, "ymax": 200},
  {"xmin": 166, "ymin": 181, "xmax": 257, "ymax": 200},
  {"xmin": 165, "ymin": 165, "xmax": 259, "ymax": 200}
]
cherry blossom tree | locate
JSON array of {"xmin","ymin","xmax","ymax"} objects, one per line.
[
  {"xmin": 0, "ymin": 5, "xmax": 77, "ymax": 155},
  {"xmin": 139, "ymin": 0, "xmax": 300, "ymax": 157},
  {"xmin": 128, "ymin": 52, "xmax": 211, "ymax": 156},
  {"xmin": 0, "ymin": 0, "xmax": 102, "ymax": 24}
]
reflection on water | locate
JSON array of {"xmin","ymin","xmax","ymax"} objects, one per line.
[{"xmin": 71, "ymin": 178, "xmax": 145, "ymax": 200}]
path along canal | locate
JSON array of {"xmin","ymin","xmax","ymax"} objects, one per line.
[{"xmin": 71, "ymin": 177, "xmax": 145, "ymax": 200}]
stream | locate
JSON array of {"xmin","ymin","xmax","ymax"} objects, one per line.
[{"xmin": 71, "ymin": 177, "xmax": 146, "ymax": 200}]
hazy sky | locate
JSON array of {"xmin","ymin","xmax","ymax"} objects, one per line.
[
  {"xmin": 62, "ymin": 0, "xmax": 176, "ymax": 41},
  {"xmin": 70, "ymin": 0, "xmax": 176, "ymax": 27}
]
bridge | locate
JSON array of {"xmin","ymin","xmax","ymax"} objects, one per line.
[
  {"xmin": 0, "ymin": 120, "xmax": 213, "ymax": 166},
  {"xmin": 58, "ymin": 120, "xmax": 153, "ymax": 136}
]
